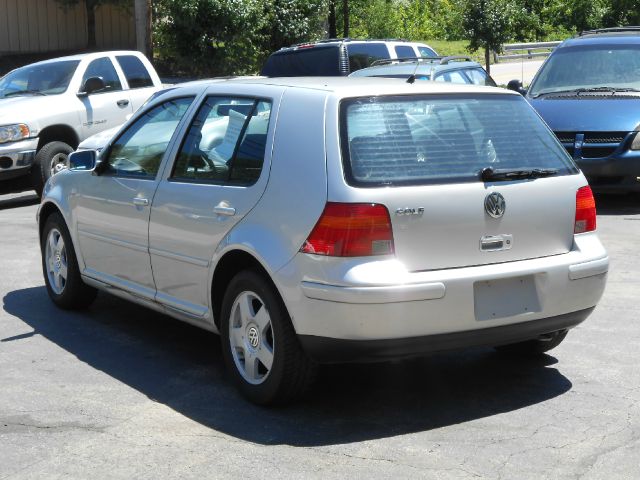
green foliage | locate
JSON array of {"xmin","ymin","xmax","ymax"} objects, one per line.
[
  {"xmin": 154, "ymin": 0, "xmax": 327, "ymax": 76},
  {"xmin": 150, "ymin": 0, "xmax": 640, "ymax": 76},
  {"xmin": 462, "ymin": 0, "xmax": 524, "ymax": 53}
]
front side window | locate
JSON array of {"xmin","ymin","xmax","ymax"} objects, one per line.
[
  {"xmin": 116, "ymin": 55, "xmax": 154, "ymax": 89},
  {"xmin": 172, "ymin": 96, "xmax": 271, "ymax": 186},
  {"xmin": 83, "ymin": 57, "xmax": 122, "ymax": 92},
  {"xmin": 529, "ymin": 44, "xmax": 640, "ymax": 96},
  {"xmin": 103, "ymin": 96, "xmax": 195, "ymax": 178},
  {"xmin": 465, "ymin": 67, "xmax": 497, "ymax": 87},
  {"xmin": 0, "ymin": 60, "xmax": 79, "ymax": 98},
  {"xmin": 418, "ymin": 46, "xmax": 437, "ymax": 58},
  {"xmin": 434, "ymin": 70, "xmax": 468, "ymax": 84},
  {"xmin": 341, "ymin": 95, "xmax": 577, "ymax": 187}
]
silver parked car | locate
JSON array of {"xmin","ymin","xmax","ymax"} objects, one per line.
[{"xmin": 37, "ymin": 78, "xmax": 608, "ymax": 405}]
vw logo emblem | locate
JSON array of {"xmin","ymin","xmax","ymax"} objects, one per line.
[
  {"xmin": 485, "ymin": 192, "xmax": 506, "ymax": 218},
  {"xmin": 247, "ymin": 326, "xmax": 260, "ymax": 349}
]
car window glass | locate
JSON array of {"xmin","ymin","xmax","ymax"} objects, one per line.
[
  {"xmin": 341, "ymin": 95, "xmax": 577, "ymax": 187},
  {"xmin": 82, "ymin": 57, "xmax": 122, "ymax": 92},
  {"xmin": 529, "ymin": 44, "xmax": 640, "ymax": 95},
  {"xmin": 465, "ymin": 67, "xmax": 496, "ymax": 86},
  {"xmin": 104, "ymin": 96, "xmax": 194, "ymax": 178},
  {"xmin": 394, "ymin": 45, "xmax": 415, "ymax": 58},
  {"xmin": 172, "ymin": 97, "xmax": 271, "ymax": 186},
  {"xmin": 434, "ymin": 70, "xmax": 468, "ymax": 84},
  {"xmin": 347, "ymin": 43, "xmax": 390, "ymax": 72},
  {"xmin": 261, "ymin": 47, "xmax": 340, "ymax": 76},
  {"xmin": 116, "ymin": 55, "xmax": 154, "ymax": 89},
  {"xmin": 0, "ymin": 60, "xmax": 79, "ymax": 97},
  {"xmin": 418, "ymin": 46, "xmax": 437, "ymax": 57}
]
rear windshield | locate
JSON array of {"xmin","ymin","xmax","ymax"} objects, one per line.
[
  {"xmin": 340, "ymin": 94, "xmax": 578, "ymax": 187},
  {"xmin": 261, "ymin": 46, "xmax": 341, "ymax": 76}
]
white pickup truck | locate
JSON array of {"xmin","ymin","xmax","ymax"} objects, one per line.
[{"xmin": 0, "ymin": 51, "xmax": 162, "ymax": 195}]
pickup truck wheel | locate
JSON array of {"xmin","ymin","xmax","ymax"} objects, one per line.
[
  {"xmin": 41, "ymin": 212, "xmax": 98, "ymax": 310},
  {"xmin": 494, "ymin": 329, "xmax": 568, "ymax": 356},
  {"xmin": 32, "ymin": 141, "xmax": 74, "ymax": 196},
  {"xmin": 220, "ymin": 270, "xmax": 317, "ymax": 405}
]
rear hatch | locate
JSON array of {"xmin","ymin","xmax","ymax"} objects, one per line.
[{"xmin": 339, "ymin": 93, "xmax": 581, "ymax": 271}]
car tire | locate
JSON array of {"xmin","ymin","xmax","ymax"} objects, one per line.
[
  {"xmin": 41, "ymin": 212, "xmax": 98, "ymax": 310},
  {"xmin": 494, "ymin": 329, "xmax": 568, "ymax": 356},
  {"xmin": 32, "ymin": 141, "xmax": 74, "ymax": 196},
  {"xmin": 220, "ymin": 270, "xmax": 317, "ymax": 405}
]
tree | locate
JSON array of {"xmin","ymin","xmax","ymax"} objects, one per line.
[
  {"xmin": 134, "ymin": 0, "xmax": 152, "ymax": 59},
  {"xmin": 462, "ymin": 0, "xmax": 524, "ymax": 73},
  {"xmin": 56, "ymin": 0, "xmax": 130, "ymax": 49}
]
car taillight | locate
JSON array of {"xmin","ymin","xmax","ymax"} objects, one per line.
[
  {"xmin": 574, "ymin": 185, "xmax": 596, "ymax": 234},
  {"xmin": 300, "ymin": 202, "xmax": 394, "ymax": 257}
]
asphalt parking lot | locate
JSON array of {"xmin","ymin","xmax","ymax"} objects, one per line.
[{"xmin": 1, "ymin": 189, "xmax": 639, "ymax": 479}]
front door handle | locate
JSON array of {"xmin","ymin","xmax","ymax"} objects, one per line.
[
  {"xmin": 213, "ymin": 202, "xmax": 236, "ymax": 216},
  {"xmin": 117, "ymin": 99, "xmax": 130, "ymax": 107},
  {"xmin": 132, "ymin": 197, "xmax": 149, "ymax": 206}
]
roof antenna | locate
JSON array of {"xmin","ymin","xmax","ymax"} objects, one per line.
[{"xmin": 406, "ymin": 57, "xmax": 422, "ymax": 84}]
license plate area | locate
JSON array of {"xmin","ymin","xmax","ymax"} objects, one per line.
[{"xmin": 474, "ymin": 275, "xmax": 541, "ymax": 321}]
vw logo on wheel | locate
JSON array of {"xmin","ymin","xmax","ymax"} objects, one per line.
[
  {"xmin": 485, "ymin": 192, "xmax": 506, "ymax": 218},
  {"xmin": 247, "ymin": 326, "xmax": 260, "ymax": 349}
]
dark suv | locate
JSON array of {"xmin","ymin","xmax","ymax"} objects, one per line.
[
  {"xmin": 516, "ymin": 27, "xmax": 640, "ymax": 192},
  {"xmin": 260, "ymin": 39, "xmax": 437, "ymax": 77}
]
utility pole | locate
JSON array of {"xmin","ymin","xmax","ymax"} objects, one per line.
[{"xmin": 134, "ymin": 0, "xmax": 152, "ymax": 59}]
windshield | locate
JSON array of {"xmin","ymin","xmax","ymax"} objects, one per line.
[
  {"xmin": 0, "ymin": 60, "xmax": 80, "ymax": 98},
  {"xmin": 529, "ymin": 44, "xmax": 640, "ymax": 96},
  {"xmin": 341, "ymin": 94, "xmax": 577, "ymax": 187}
]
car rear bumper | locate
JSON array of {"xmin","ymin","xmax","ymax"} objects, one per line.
[
  {"xmin": 299, "ymin": 307, "xmax": 593, "ymax": 363},
  {"xmin": 275, "ymin": 232, "xmax": 607, "ymax": 351}
]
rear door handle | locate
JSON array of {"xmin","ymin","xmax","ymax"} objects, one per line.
[
  {"xmin": 117, "ymin": 99, "xmax": 130, "ymax": 107},
  {"xmin": 132, "ymin": 197, "xmax": 149, "ymax": 206},
  {"xmin": 213, "ymin": 202, "xmax": 236, "ymax": 216}
]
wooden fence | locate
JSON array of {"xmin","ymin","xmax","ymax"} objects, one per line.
[{"xmin": 0, "ymin": 0, "xmax": 135, "ymax": 54}]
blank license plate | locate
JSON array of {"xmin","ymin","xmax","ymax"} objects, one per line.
[{"xmin": 474, "ymin": 275, "xmax": 541, "ymax": 321}]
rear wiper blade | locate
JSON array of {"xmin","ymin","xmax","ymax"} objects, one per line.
[{"xmin": 480, "ymin": 167, "xmax": 558, "ymax": 182}]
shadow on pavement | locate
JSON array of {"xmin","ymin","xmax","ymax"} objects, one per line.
[
  {"xmin": 3, "ymin": 286, "xmax": 571, "ymax": 447},
  {"xmin": 595, "ymin": 192, "xmax": 640, "ymax": 215},
  {"xmin": 0, "ymin": 193, "xmax": 39, "ymax": 211}
]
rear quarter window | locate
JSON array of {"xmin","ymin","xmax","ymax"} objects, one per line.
[
  {"xmin": 261, "ymin": 47, "xmax": 341, "ymax": 76},
  {"xmin": 347, "ymin": 43, "xmax": 390, "ymax": 72},
  {"xmin": 340, "ymin": 94, "xmax": 578, "ymax": 187},
  {"xmin": 116, "ymin": 55, "xmax": 154, "ymax": 89}
]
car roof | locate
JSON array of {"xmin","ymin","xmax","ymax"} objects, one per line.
[
  {"xmin": 20, "ymin": 50, "xmax": 147, "ymax": 68},
  {"xmin": 275, "ymin": 38, "xmax": 432, "ymax": 52},
  {"xmin": 561, "ymin": 31, "xmax": 640, "ymax": 48},
  {"xmin": 158, "ymin": 76, "xmax": 514, "ymax": 99},
  {"xmin": 350, "ymin": 60, "xmax": 483, "ymax": 77}
]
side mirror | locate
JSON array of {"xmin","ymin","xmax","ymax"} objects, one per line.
[
  {"xmin": 78, "ymin": 76, "xmax": 106, "ymax": 96},
  {"xmin": 68, "ymin": 150, "xmax": 97, "ymax": 171},
  {"xmin": 507, "ymin": 79, "xmax": 527, "ymax": 96}
]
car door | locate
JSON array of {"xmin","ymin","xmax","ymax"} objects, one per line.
[
  {"xmin": 115, "ymin": 54, "xmax": 161, "ymax": 112},
  {"xmin": 74, "ymin": 95, "xmax": 196, "ymax": 299},
  {"xmin": 77, "ymin": 56, "xmax": 133, "ymax": 139},
  {"xmin": 148, "ymin": 93, "xmax": 276, "ymax": 318}
]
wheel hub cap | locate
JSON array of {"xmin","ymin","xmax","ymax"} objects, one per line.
[{"xmin": 247, "ymin": 325, "xmax": 260, "ymax": 349}]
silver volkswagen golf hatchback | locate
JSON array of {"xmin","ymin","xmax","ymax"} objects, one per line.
[{"xmin": 38, "ymin": 78, "xmax": 608, "ymax": 404}]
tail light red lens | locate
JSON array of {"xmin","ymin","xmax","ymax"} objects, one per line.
[
  {"xmin": 300, "ymin": 203, "xmax": 395, "ymax": 257},
  {"xmin": 574, "ymin": 185, "xmax": 596, "ymax": 234}
]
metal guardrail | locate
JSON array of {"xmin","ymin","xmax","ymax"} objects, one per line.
[{"xmin": 495, "ymin": 41, "xmax": 561, "ymax": 62}]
